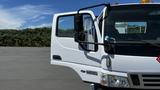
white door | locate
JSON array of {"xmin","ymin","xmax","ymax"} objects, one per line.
[{"xmin": 51, "ymin": 11, "xmax": 102, "ymax": 67}]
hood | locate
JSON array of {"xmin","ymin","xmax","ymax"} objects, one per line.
[{"xmin": 110, "ymin": 55, "xmax": 160, "ymax": 73}]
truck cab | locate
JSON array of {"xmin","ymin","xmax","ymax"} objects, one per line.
[{"xmin": 51, "ymin": 3, "xmax": 160, "ymax": 89}]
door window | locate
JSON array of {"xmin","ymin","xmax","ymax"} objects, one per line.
[{"xmin": 57, "ymin": 15, "xmax": 75, "ymax": 37}]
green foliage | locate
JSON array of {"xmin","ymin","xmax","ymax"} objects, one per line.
[{"xmin": 0, "ymin": 27, "xmax": 51, "ymax": 47}]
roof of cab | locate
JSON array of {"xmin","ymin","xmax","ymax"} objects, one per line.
[{"xmin": 111, "ymin": 3, "xmax": 160, "ymax": 7}]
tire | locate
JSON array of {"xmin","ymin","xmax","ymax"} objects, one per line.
[{"xmin": 90, "ymin": 84, "xmax": 105, "ymax": 90}]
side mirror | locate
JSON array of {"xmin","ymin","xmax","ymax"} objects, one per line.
[
  {"xmin": 74, "ymin": 14, "xmax": 85, "ymax": 42},
  {"xmin": 104, "ymin": 36, "xmax": 116, "ymax": 54},
  {"xmin": 105, "ymin": 36, "xmax": 116, "ymax": 43},
  {"xmin": 74, "ymin": 32, "xmax": 85, "ymax": 42},
  {"xmin": 74, "ymin": 14, "xmax": 98, "ymax": 51}
]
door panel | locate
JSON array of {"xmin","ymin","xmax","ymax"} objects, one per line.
[{"xmin": 51, "ymin": 11, "xmax": 102, "ymax": 67}]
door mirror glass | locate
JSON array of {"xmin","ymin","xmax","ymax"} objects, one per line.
[
  {"xmin": 74, "ymin": 14, "xmax": 84, "ymax": 42},
  {"xmin": 83, "ymin": 14, "xmax": 96, "ymax": 51}
]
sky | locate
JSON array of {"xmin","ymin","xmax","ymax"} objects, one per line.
[{"xmin": 0, "ymin": 0, "xmax": 160, "ymax": 29}]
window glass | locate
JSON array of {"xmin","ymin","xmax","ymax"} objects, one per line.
[
  {"xmin": 57, "ymin": 16, "xmax": 75, "ymax": 37},
  {"xmin": 104, "ymin": 5, "xmax": 160, "ymax": 57}
]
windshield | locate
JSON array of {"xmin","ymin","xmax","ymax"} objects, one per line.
[{"xmin": 104, "ymin": 4, "xmax": 160, "ymax": 57}]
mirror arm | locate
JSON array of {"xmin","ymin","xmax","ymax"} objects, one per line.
[
  {"xmin": 77, "ymin": 3, "xmax": 111, "ymax": 15},
  {"xmin": 78, "ymin": 41, "xmax": 104, "ymax": 46}
]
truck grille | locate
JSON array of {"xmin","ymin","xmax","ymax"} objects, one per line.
[
  {"xmin": 129, "ymin": 74, "xmax": 160, "ymax": 89},
  {"xmin": 142, "ymin": 75, "xmax": 160, "ymax": 87}
]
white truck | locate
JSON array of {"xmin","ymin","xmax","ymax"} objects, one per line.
[{"xmin": 51, "ymin": 3, "xmax": 160, "ymax": 90}]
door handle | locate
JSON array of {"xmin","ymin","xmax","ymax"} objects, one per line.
[{"xmin": 53, "ymin": 55, "xmax": 62, "ymax": 60}]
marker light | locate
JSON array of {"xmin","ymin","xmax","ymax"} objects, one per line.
[{"xmin": 141, "ymin": 0, "xmax": 152, "ymax": 4}]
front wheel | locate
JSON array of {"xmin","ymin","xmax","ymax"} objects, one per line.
[{"xmin": 90, "ymin": 84, "xmax": 105, "ymax": 90}]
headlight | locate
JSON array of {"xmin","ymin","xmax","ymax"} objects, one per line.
[{"xmin": 108, "ymin": 75, "xmax": 130, "ymax": 88}]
